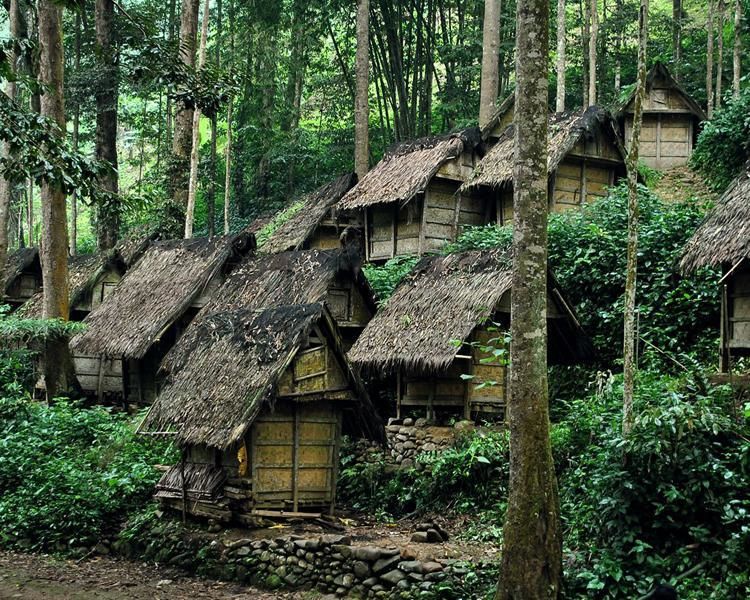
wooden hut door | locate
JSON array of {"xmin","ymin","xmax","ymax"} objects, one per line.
[{"xmin": 251, "ymin": 401, "xmax": 340, "ymax": 512}]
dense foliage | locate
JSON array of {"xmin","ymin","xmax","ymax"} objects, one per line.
[{"xmin": 362, "ymin": 255, "xmax": 420, "ymax": 304}]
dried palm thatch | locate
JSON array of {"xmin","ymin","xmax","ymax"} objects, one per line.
[
  {"xmin": 337, "ymin": 129, "xmax": 481, "ymax": 210},
  {"xmin": 141, "ymin": 303, "xmax": 331, "ymax": 449},
  {"xmin": 461, "ymin": 106, "xmax": 625, "ymax": 192},
  {"xmin": 680, "ymin": 168, "xmax": 750, "ymax": 273},
  {"xmin": 348, "ymin": 250, "xmax": 514, "ymax": 374},
  {"xmin": 619, "ymin": 61, "xmax": 707, "ymax": 120},
  {"xmin": 261, "ymin": 173, "xmax": 357, "ymax": 254},
  {"xmin": 70, "ymin": 234, "xmax": 253, "ymax": 360},
  {"xmin": 16, "ymin": 251, "xmax": 126, "ymax": 319},
  {"xmin": 155, "ymin": 462, "xmax": 226, "ymax": 501},
  {"xmin": 3, "ymin": 247, "xmax": 39, "ymax": 296},
  {"xmin": 115, "ymin": 227, "xmax": 160, "ymax": 267}
]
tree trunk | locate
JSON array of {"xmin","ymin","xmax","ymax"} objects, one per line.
[
  {"xmin": 716, "ymin": 0, "xmax": 725, "ymax": 109},
  {"xmin": 354, "ymin": 0, "xmax": 370, "ymax": 179},
  {"xmin": 170, "ymin": 0, "xmax": 200, "ymax": 211},
  {"xmin": 623, "ymin": 0, "xmax": 649, "ymax": 437},
  {"xmin": 95, "ymin": 0, "xmax": 119, "ymax": 251},
  {"xmin": 479, "ymin": 0, "xmax": 501, "ymax": 128},
  {"xmin": 588, "ymin": 0, "xmax": 597, "ymax": 106},
  {"xmin": 223, "ymin": 0, "xmax": 235, "ymax": 235},
  {"xmin": 672, "ymin": 0, "xmax": 681, "ymax": 80},
  {"xmin": 184, "ymin": 0, "xmax": 210, "ymax": 239},
  {"xmin": 38, "ymin": 0, "xmax": 77, "ymax": 400},
  {"xmin": 707, "ymin": 1, "xmax": 715, "ymax": 116},
  {"xmin": 733, "ymin": 0, "xmax": 742, "ymax": 98},
  {"xmin": 495, "ymin": 0, "xmax": 562, "ymax": 596},
  {"xmin": 582, "ymin": 0, "xmax": 590, "ymax": 107},
  {"xmin": 555, "ymin": 0, "xmax": 566, "ymax": 112},
  {"xmin": 165, "ymin": 0, "xmax": 177, "ymax": 146},
  {"xmin": 70, "ymin": 11, "xmax": 81, "ymax": 256}
]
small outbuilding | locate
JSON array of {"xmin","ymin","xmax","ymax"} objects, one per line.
[
  {"xmin": 69, "ymin": 233, "xmax": 255, "ymax": 405},
  {"xmin": 337, "ymin": 129, "xmax": 484, "ymax": 261},
  {"xmin": 259, "ymin": 173, "xmax": 358, "ymax": 254},
  {"xmin": 461, "ymin": 106, "xmax": 627, "ymax": 222},
  {"xmin": 619, "ymin": 62, "xmax": 706, "ymax": 170},
  {"xmin": 2, "ymin": 248, "xmax": 42, "ymax": 309},
  {"xmin": 680, "ymin": 167, "xmax": 750, "ymax": 371},
  {"xmin": 347, "ymin": 249, "xmax": 591, "ymax": 420}
]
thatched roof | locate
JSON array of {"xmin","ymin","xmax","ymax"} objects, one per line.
[
  {"xmin": 620, "ymin": 61, "xmax": 707, "ymax": 120},
  {"xmin": 70, "ymin": 233, "xmax": 254, "ymax": 360},
  {"xmin": 115, "ymin": 227, "xmax": 160, "ymax": 267},
  {"xmin": 140, "ymin": 303, "xmax": 370, "ymax": 449},
  {"xmin": 337, "ymin": 129, "xmax": 481, "ymax": 210},
  {"xmin": 680, "ymin": 167, "xmax": 750, "ymax": 273},
  {"xmin": 480, "ymin": 92, "xmax": 515, "ymax": 140},
  {"xmin": 261, "ymin": 173, "xmax": 357, "ymax": 254},
  {"xmin": 17, "ymin": 251, "xmax": 126, "ymax": 319},
  {"xmin": 461, "ymin": 106, "xmax": 626, "ymax": 192},
  {"xmin": 3, "ymin": 247, "xmax": 40, "ymax": 296}
]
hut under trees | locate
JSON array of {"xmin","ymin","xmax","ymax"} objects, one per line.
[
  {"xmin": 480, "ymin": 93, "xmax": 516, "ymax": 140},
  {"xmin": 680, "ymin": 167, "xmax": 750, "ymax": 372},
  {"xmin": 347, "ymin": 250, "xmax": 591, "ymax": 420},
  {"xmin": 336, "ymin": 129, "xmax": 485, "ymax": 262},
  {"xmin": 260, "ymin": 173, "xmax": 359, "ymax": 254},
  {"xmin": 2, "ymin": 248, "xmax": 42, "ymax": 309},
  {"xmin": 461, "ymin": 106, "xmax": 627, "ymax": 223},
  {"xmin": 69, "ymin": 233, "xmax": 255, "ymax": 406},
  {"xmin": 138, "ymin": 248, "xmax": 379, "ymax": 520},
  {"xmin": 619, "ymin": 62, "xmax": 706, "ymax": 170}
]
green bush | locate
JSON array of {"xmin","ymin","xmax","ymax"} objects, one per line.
[
  {"xmin": 363, "ymin": 255, "xmax": 420, "ymax": 304},
  {"xmin": 0, "ymin": 393, "xmax": 177, "ymax": 552}
]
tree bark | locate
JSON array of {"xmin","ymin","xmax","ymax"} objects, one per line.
[
  {"xmin": 354, "ymin": 0, "xmax": 370, "ymax": 179},
  {"xmin": 479, "ymin": 0, "xmax": 501, "ymax": 128},
  {"xmin": 707, "ymin": 1, "xmax": 715, "ymax": 116},
  {"xmin": 170, "ymin": 0, "xmax": 200, "ymax": 210},
  {"xmin": 70, "ymin": 11, "xmax": 81, "ymax": 256},
  {"xmin": 582, "ymin": 0, "xmax": 590, "ymax": 107},
  {"xmin": 716, "ymin": 0, "xmax": 725, "ymax": 109},
  {"xmin": 623, "ymin": 0, "xmax": 649, "ymax": 437},
  {"xmin": 184, "ymin": 0, "xmax": 210, "ymax": 239},
  {"xmin": 588, "ymin": 0, "xmax": 597, "ymax": 106},
  {"xmin": 38, "ymin": 0, "xmax": 76, "ymax": 400},
  {"xmin": 495, "ymin": 0, "xmax": 562, "ymax": 596},
  {"xmin": 733, "ymin": 0, "xmax": 742, "ymax": 98},
  {"xmin": 672, "ymin": 0, "xmax": 681, "ymax": 80},
  {"xmin": 555, "ymin": 0, "xmax": 566, "ymax": 113},
  {"xmin": 95, "ymin": 0, "xmax": 119, "ymax": 251},
  {"xmin": 223, "ymin": 0, "xmax": 235, "ymax": 235}
]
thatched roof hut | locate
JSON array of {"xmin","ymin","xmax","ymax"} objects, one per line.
[
  {"xmin": 480, "ymin": 92, "xmax": 515, "ymax": 140},
  {"xmin": 71, "ymin": 233, "xmax": 254, "ymax": 361},
  {"xmin": 680, "ymin": 169, "xmax": 750, "ymax": 274},
  {"xmin": 619, "ymin": 62, "xmax": 705, "ymax": 169},
  {"xmin": 115, "ymin": 227, "xmax": 160, "ymax": 267},
  {"xmin": 348, "ymin": 249, "xmax": 590, "ymax": 418},
  {"xmin": 3, "ymin": 247, "xmax": 41, "ymax": 306},
  {"xmin": 260, "ymin": 173, "xmax": 357, "ymax": 254}
]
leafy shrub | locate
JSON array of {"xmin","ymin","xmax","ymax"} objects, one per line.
[
  {"xmin": 691, "ymin": 88, "xmax": 750, "ymax": 191},
  {"xmin": 363, "ymin": 255, "xmax": 420, "ymax": 304},
  {"xmin": 0, "ymin": 394, "xmax": 177, "ymax": 552}
]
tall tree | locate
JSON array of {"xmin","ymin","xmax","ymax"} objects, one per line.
[
  {"xmin": 38, "ymin": 0, "xmax": 75, "ymax": 398},
  {"xmin": 184, "ymin": 0, "xmax": 209, "ymax": 239},
  {"xmin": 582, "ymin": 0, "xmax": 590, "ymax": 107},
  {"xmin": 223, "ymin": 0, "xmax": 235, "ymax": 235},
  {"xmin": 672, "ymin": 0, "xmax": 682, "ymax": 79},
  {"xmin": 716, "ymin": 0, "xmax": 726, "ymax": 109},
  {"xmin": 555, "ymin": 0, "xmax": 566, "ymax": 113},
  {"xmin": 496, "ymin": 0, "xmax": 562, "ymax": 596},
  {"xmin": 707, "ymin": 0, "xmax": 715, "ymax": 116},
  {"xmin": 479, "ymin": 0, "xmax": 501, "ymax": 128},
  {"xmin": 588, "ymin": 0, "xmax": 597, "ymax": 105},
  {"xmin": 94, "ymin": 0, "xmax": 119, "ymax": 250},
  {"xmin": 70, "ymin": 11, "xmax": 81, "ymax": 256},
  {"xmin": 354, "ymin": 0, "xmax": 369, "ymax": 179},
  {"xmin": 623, "ymin": 0, "xmax": 649, "ymax": 436},
  {"xmin": 170, "ymin": 0, "xmax": 200, "ymax": 210},
  {"xmin": 733, "ymin": 0, "xmax": 742, "ymax": 97}
]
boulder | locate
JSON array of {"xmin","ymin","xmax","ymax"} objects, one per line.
[
  {"xmin": 372, "ymin": 554, "xmax": 401, "ymax": 575},
  {"xmin": 380, "ymin": 569, "xmax": 406, "ymax": 587}
]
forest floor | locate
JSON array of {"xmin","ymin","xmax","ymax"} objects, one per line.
[
  {"xmin": 0, "ymin": 551, "xmax": 307, "ymax": 599},
  {"xmin": 650, "ymin": 165, "xmax": 716, "ymax": 204}
]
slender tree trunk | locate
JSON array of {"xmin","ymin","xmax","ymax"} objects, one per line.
[
  {"xmin": 223, "ymin": 0, "xmax": 234, "ymax": 235},
  {"xmin": 496, "ymin": 0, "xmax": 562, "ymax": 596},
  {"xmin": 707, "ymin": 1, "xmax": 715, "ymax": 116},
  {"xmin": 70, "ymin": 12, "xmax": 81, "ymax": 256},
  {"xmin": 38, "ymin": 0, "xmax": 77, "ymax": 399},
  {"xmin": 733, "ymin": 0, "xmax": 742, "ymax": 98},
  {"xmin": 95, "ymin": 0, "xmax": 119, "ymax": 250},
  {"xmin": 716, "ymin": 0, "xmax": 725, "ymax": 109},
  {"xmin": 588, "ymin": 0, "xmax": 597, "ymax": 106},
  {"xmin": 479, "ymin": 0, "xmax": 501, "ymax": 128},
  {"xmin": 165, "ymin": 0, "xmax": 177, "ymax": 145},
  {"xmin": 184, "ymin": 0, "xmax": 210, "ymax": 239},
  {"xmin": 555, "ymin": 0, "xmax": 566, "ymax": 112},
  {"xmin": 170, "ymin": 0, "xmax": 200, "ymax": 212},
  {"xmin": 582, "ymin": 0, "xmax": 590, "ymax": 107},
  {"xmin": 673, "ymin": 0, "xmax": 681, "ymax": 80},
  {"xmin": 623, "ymin": 0, "xmax": 649, "ymax": 437},
  {"xmin": 354, "ymin": 0, "xmax": 370, "ymax": 179}
]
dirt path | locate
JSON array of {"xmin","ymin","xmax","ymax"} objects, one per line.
[{"xmin": 0, "ymin": 552, "xmax": 306, "ymax": 599}]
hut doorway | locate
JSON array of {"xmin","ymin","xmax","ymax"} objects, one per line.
[{"xmin": 249, "ymin": 399, "xmax": 341, "ymax": 513}]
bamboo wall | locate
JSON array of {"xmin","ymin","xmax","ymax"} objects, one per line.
[{"xmin": 726, "ymin": 265, "xmax": 750, "ymax": 354}]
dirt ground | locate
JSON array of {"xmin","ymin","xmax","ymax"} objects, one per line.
[{"xmin": 0, "ymin": 552, "xmax": 305, "ymax": 600}]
